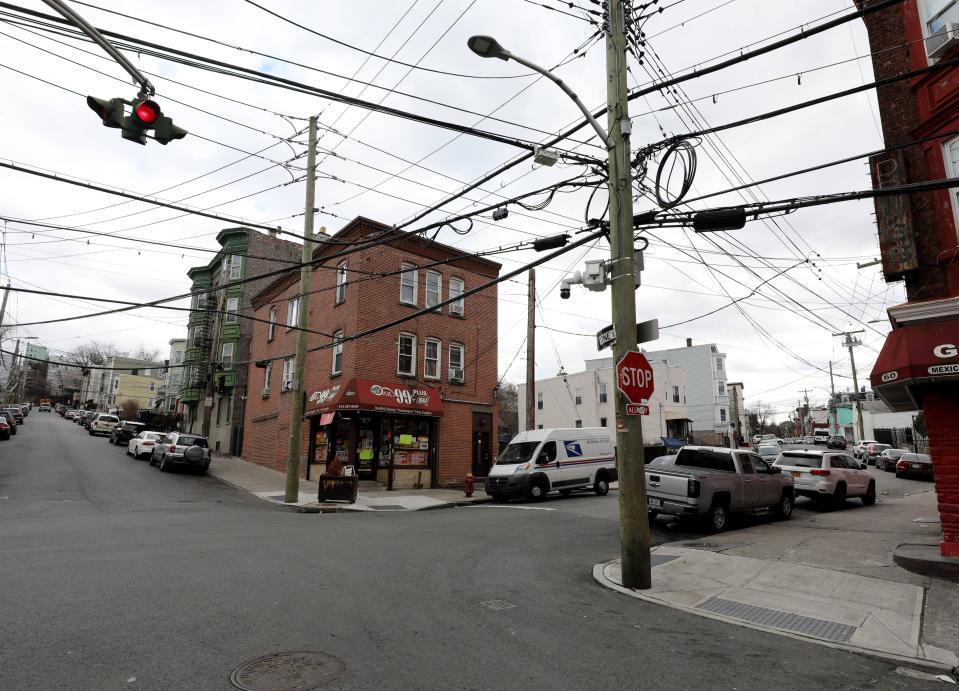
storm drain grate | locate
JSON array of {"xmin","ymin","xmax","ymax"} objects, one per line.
[
  {"xmin": 651, "ymin": 554, "xmax": 679, "ymax": 568},
  {"xmin": 481, "ymin": 599, "xmax": 517, "ymax": 611},
  {"xmin": 696, "ymin": 597, "xmax": 856, "ymax": 642},
  {"xmin": 368, "ymin": 505, "xmax": 408, "ymax": 511}
]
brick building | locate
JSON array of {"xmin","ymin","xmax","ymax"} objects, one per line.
[
  {"xmin": 858, "ymin": 0, "xmax": 959, "ymax": 558},
  {"xmin": 243, "ymin": 217, "xmax": 500, "ymax": 490}
]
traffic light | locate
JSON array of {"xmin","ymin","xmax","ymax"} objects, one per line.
[
  {"xmin": 86, "ymin": 96, "xmax": 124, "ymax": 128},
  {"xmin": 122, "ymin": 98, "xmax": 161, "ymax": 145},
  {"xmin": 154, "ymin": 115, "xmax": 188, "ymax": 145}
]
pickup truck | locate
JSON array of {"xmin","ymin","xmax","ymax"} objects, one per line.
[{"xmin": 646, "ymin": 445, "xmax": 795, "ymax": 532}]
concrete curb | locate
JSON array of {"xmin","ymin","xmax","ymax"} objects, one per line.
[
  {"xmin": 894, "ymin": 543, "xmax": 959, "ymax": 583},
  {"xmin": 591, "ymin": 559, "xmax": 958, "ymax": 675}
]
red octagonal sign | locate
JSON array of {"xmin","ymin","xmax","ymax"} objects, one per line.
[{"xmin": 616, "ymin": 351, "xmax": 654, "ymax": 404}]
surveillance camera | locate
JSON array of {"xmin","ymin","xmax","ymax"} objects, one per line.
[{"xmin": 559, "ymin": 279, "xmax": 571, "ymax": 299}]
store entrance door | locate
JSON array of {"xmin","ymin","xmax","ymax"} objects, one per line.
[
  {"xmin": 471, "ymin": 412, "xmax": 492, "ymax": 477},
  {"xmin": 355, "ymin": 415, "xmax": 378, "ymax": 480}
]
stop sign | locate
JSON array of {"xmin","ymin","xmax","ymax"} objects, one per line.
[{"xmin": 616, "ymin": 351, "xmax": 654, "ymax": 404}]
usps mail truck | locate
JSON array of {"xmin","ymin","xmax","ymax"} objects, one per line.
[{"xmin": 485, "ymin": 428, "xmax": 617, "ymax": 501}]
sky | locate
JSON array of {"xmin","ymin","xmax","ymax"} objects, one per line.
[{"xmin": 0, "ymin": 0, "xmax": 904, "ymax": 420}]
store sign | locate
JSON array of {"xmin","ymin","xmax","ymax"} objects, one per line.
[
  {"xmin": 309, "ymin": 384, "xmax": 341, "ymax": 406},
  {"xmin": 369, "ymin": 384, "xmax": 431, "ymax": 406},
  {"xmin": 870, "ymin": 152, "xmax": 919, "ymax": 279}
]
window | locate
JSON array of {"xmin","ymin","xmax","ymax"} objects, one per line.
[
  {"xmin": 751, "ymin": 456, "xmax": 771, "ymax": 474},
  {"xmin": 717, "ymin": 381, "xmax": 725, "ymax": 395},
  {"xmin": 267, "ymin": 306, "xmax": 277, "ymax": 341},
  {"xmin": 448, "ymin": 343, "xmax": 464, "ymax": 383},
  {"xmin": 131, "ymin": 369, "xmax": 139, "ymax": 376},
  {"xmin": 449, "ymin": 277, "xmax": 464, "ymax": 316},
  {"xmin": 282, "ymin": 356, "xmax": 295, "ymax": 389},
  {"xmin": 537, "ymin": 424, "xmax": 544, "ymax": 430},
  {"xmin": 719, "ymin": 408, "xmax": 727, "ymax": 423},
  {"xmin": 149, "ymin": 382, "xmax": 155, "ymax": 392},
  {"xmin": 229, "ymin": 255, "xmax": 242, "ymax": 279},
  {"xmin": 225, "ymin": 296, "xmax": 239, "ymax": 323},
  {"xmin": 263, "ymin": 362, "xmax": 272, "ymax": 395},
  {"xmin": 600, "ymin": 417, "xmax": 608, "ymax": 427},
  {"xmin": 287, "ymin": 296, "xmax": 299, "ymax": 326},
  {"xmin": 426, "ymin": 271, "xmax": 442, "ymax": 310},
  {"xmin": 599, "ymin": 383, "xmax": 608, "ymax": 403},
  {"xmin": 174, "ymin": 351, "xmax": 183, "ymax": 364},
  {"xmin": 574, "ymin": 387, "xmax": 583, "ymax": 405},
  {"xmin": 331, "ymin": 332, "xmax": 343, "ymax": 375},
  {"xmin": 716, "ymin": 357, "xmax": 723, "ymax": 371},
  {"xmin": 400, "ymin": 264, "xmax": 417, "ymax": 305},
  {"xmin": 945, "ymin": 136, "xmax": 959, "ymax": 238},
  {"xmin": 335, "ymin": 262, "xmax": 347, "ymax": 304},
  {"xmin": 397, "ymin": 333, "xmax": 416, "ymax": 376},
  {"xmin": 537, "ymin": 392, "xmax": 543, "ymax": 410},
  {"xmin": 922, "ymin": 1, "xmax": 959, "ymax": 44},
  {"xmin": 190, "ymin": 293, "xmax": 200, "ymax": 310},
  {"xmin": 221, "ymin": 342, "xmax": 234, "ymax": 367},
  {"xmin": 424, "ymin": 338, "xmax": 441, "ymax": 379},
  {"xmin": 575, "ymin": 419, "xmax": 583, "ymax": 428},
  {"xmin": 672, "ymin": 385, "xmax": 680, "ymax": 403}
]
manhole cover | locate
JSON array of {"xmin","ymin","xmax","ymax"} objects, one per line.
[
  {"xmin": 231, "ymin": 651, "xmax": 344, "ymax": 691},
  {"xmin": 481, "ymin": 599, "xmax": 517, "ymax": 611}
]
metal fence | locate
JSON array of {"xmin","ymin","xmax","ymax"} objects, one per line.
[{"xmin": 873, "ymin": 427, "xmax": 929, "ymax": 454}]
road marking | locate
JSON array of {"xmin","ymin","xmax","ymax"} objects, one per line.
[{"xmin": 474, "ymin": 505, "xmax": 556, "ymax": 511}]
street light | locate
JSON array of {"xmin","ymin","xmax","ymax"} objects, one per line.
[{"xmin": 467, "ymin": 35, "xmax": 612, "ymax": 149}]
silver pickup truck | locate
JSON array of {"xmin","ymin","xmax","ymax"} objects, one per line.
[{"xmin": 645, "ymin": 445, "xmax": 795, "ymax": 531}]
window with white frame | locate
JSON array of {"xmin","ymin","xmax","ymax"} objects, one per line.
[
  {"xmin": 424, "ymin": 338, "xmax": 441, "ymax": 379},
  {"xmin": 719, "ymin": 408, "xmax": 727, "ymax": 423},
  {"xmin": 448, "ymin": 343, "xmax": 464, "ymax": 382},
  {"xmin": 716, "ymin": 357, "xmax": 723, "ymax": 371},
  {"xmin": 229, "ymin": 254, "xmax": 242, "ymax": 279},
  {"xmin": 263, "ymin": 362, "xmax": 272, "ymax": 395},
  {"xmin": 574, "ymin": 387, "xmax": 583, "ymax": 405},
  {"xmin": 400, "ymin": 264, "xmax": 417, "ymax": 305},
  {"xmin": 717, "ymin": 381, "xmax": 725, "ymax": 395},
  {"xmin": 425, "ymin": 271, "xmax": 442, "ymax": 310},
  {"xmin": 599, "ymin": 382, "xmax": 608, "ymax": 403},
  {"xmin": 221, "ymin": 342, "xmax": 234, "ymax": 367},
  {"xmin": 225, "ymin": 296, "xmax": 239, "ymax": 323},
  {"xmin": 944, "ymin": 136, "xmax": 959, "ymax": 239},
  {"xmin": 672, "ymin": 385, "xmax": 680, "ymax": 403},
  {"xmin": 282, "ymin": 356, "xmax": 295, "ymax": 389},
  {"xmin": 331, "ymin": 331, "xmax": 344, "ymax": 375},
  {"xmin": 537, "ymin": 392, "xmax": 543, "ymax": 410},
  {"xmin": 449, "ymin": 277, "xmax": 464, "ymax": 316},
  {"xmin": 600, "ymin": 417, "xmax": 607, "ymax": 427},
  {"xmin": 267, "ymin": 305, "xmax": 277, "ymax": 341},
  {"xmin": 287, "ymin": 296, "xmax": 299, "ymax": 327},
  {"xmin": 190, "ymin": 292, "xmax": 200, "ymax": 310},
  {"xmin": 397, "ymin": 333, "xmax": 416, "ymax": 376},
  {"xmin": 575, "ymin": 419, "xmax": 583, "ymax": 428},
  {"xmin": 335, "ymin": 262, "xmax": 347, "ymax": 305}
]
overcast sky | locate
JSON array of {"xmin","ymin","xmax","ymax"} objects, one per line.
[{"xmin": 0, "ymin": 0, "xmax": 900, "ymax": 419}]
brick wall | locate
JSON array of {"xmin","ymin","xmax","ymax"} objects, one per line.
[
  {"xmin": 925, "ymin": 386, "xmax": 959, "ymax": 556},
  {"xmin": 242, "ymin": 218, "xmax": 500, "ymax": 485}
]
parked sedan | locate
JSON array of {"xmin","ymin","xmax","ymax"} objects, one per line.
[
  {"xmin": 865, "ymin": 443, "xmax": 892, "ymax": 465},
  {"xmin": 127, "ymin": 431, "xmax": 165, "ymax": 460},
  {"xmin": 853, "ymin": 440, "xmax": 878, "ymax": 459},
  {"xmin": 773, "ymin": 450, "xmax": 875, "ymax": 508},
  {"xmin": 149, "ymin": 432, "xmax": 211, "ymax": 474},
  {"xmin": 2, "ymin": 407, "xmax": 24, "ymax": 425},
  {"xmin": 826, "ymin": 436, "xmax": 847, "ymax": 450},
  {"xmin": 0, "ymin": 410, "xmax": 18, "ymax": 434},
  {"xmin": 0, "ymin": 418, "xmax": 10, "ymax": 440},
  {"xmin": 110, "ymin": 421, "xmax": 145, "ymax": 446},
  {"xmin": 876, "ymin": 448, "xmax": 906, "ymax": 472},
  {"xmin": 896, "ymin": 453, "xmax": 933, "ymax": 480}
]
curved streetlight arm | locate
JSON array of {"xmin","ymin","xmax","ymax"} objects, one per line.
[
  {"xmin": 501, "ymin": 50, "xmax": 613, "ymax": 149},
  {"xmin": 41, "ymin": 0, "xmax": 155, "ymax": 97}
]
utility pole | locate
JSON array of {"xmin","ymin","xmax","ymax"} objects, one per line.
[
  {"xmin": 834, "ymin": 330, "xmax": 866, "ymax": 442},
  {"xmin": 5, "ymin": 339, "xmax": 20, "ymax": 403},
  {"xmin": 829, "ymin": 360, "xmax": 837, "ymax": 434},
  {"xmin": 284, "ymin": 115, "xmax": 318, "ymax": 504},
  {"xmin": 801, "ymin": 388, "xmax": 810, "ymax": 436},
  {"xmin": 607, "ymin": 0, "xmax": 649, "ymax": 590},
  {"xmin": 526, "ymin": 269, "xmax": 536, "ymax": 431}
]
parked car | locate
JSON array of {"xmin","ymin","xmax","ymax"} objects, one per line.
[
  {"xmin": 80, "ymin": 411, "xmax": 96, "ymax": 428},
  {"xmin": 803, "ymin": 436, "xmax": 815, "ymax": 444},
  {"xmin": 2, "ymin": 407, "xmax": 24, "ymax": 425},
  {"xmin": 853, "ymin": 440, "xmax": 878, "ymax": 459},
  {"xmin": 0, "ymin": 410, "xmax": 18, "ymax": 434},
  {"xmin": 19, "ymin": 403, "xmax": 29, "ymax": 417},
  {"xmin": 128, "ymin": 431, "xmax": 165, "ymax": 460},
  {"xmin": 110, "ymin": 421, "xmax": 146, "ymax": 446},
  {"xmin": 826, "ymin": 436, "xmax": 847, "ymax": 450},
  {"xmin": 645, "ymin": 445, "xmax": 794, "ymax": 532},
  {"xmin": 88, "ymin": 413, "xmax": 119, "ymax": 437},
  {"xmin": 752, "ymin": 435, "xmax": 762, "ymax": 447},
  {"xmin": 486, "ymin": 428, "xmax": 618, "ymax": 501},
  {"xmin": 876, "ymin": 448, "xmax": 906, "ymax": 472},
  {"xmin": 149, "ymin": 432, "xmax": 212, "ymax": 474},
  {"xmin": 38, "ymin": 403, "xmax": 51, "ymax": 413},
  {"xmin": 647, "ymin": 454, "xmax": 677, "ymax": 468},
  {"xmin": 773, "ymin": 450, "xmax": 874, "ymax": 508},
  {"xmin": 896, "ymin": 453, "xmax": 933, "ymax": 480},
  {"xmin": 864, "ymin": 443, "xmax": 892, "ymax": 465},
  {"xmin": 0, "ymin": 418, "xmax": 10, "ymax": 440},
  {"xmin": 756, "ymin": 444, "xmax": 781, "ymax": 462},
  {"xmin": 64, "ymin": 410, "xmax": 78, "ymax": 420},
  {"xmin": 760, "ymin": 434, "xmax": 783, "ymax": 447}
]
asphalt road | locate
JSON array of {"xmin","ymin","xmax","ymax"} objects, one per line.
[{"xmin": 0, "ymin": 415, "xmax": 941, "ymax": 690}]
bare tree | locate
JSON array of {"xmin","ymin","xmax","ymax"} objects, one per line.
[
  {"xmin": 120, "ymin": 398, "xmax": 140, "ymax": 421},
  {"xmin": 494, "ymin": 382, "xmax": 519, "ymax": 440},
  {"xmin": 132, "ymin": 344, "xmax": 161, "ymax": 362},
  {"xmin": 67, "ymin": 341, "xmax": 118, "ymax": 367},
  {"xmin": 749, "ymin": 401, "xmax": 776, "ymax": 435}
]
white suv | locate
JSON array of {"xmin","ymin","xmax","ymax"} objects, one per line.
[
  {"xmin": 88, "ymin": 413, "xmax": 120, "ymax": 437},
  {"xmin": 773, "ymin": 450, "xmax": 875, "ymax": 509}
]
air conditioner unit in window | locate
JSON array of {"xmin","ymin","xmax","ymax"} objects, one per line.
[
  {"xmin": 448, "ymin": 368, "xmax": 464, "ymax": 384},
  {"xmin": 262, "ymin": 387, "xmax": 271, "ymax": 398},
  {"xmin": 928, "ymin": 23, "xmax": 959, "ymax": 58},
  {"xmin": 282, "ymin": 379, "xmax": 296, "ymax": 392}
]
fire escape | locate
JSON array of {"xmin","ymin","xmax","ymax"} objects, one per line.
[{"xmin": 191, "ymin": 292, "xmax": 217, "ymax": 391}]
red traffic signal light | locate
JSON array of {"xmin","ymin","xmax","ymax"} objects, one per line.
[{"xmin": 131, "ymin": 99, "xmax": 160, "ymax": 128}]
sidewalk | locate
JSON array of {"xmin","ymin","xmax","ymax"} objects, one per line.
[
  {"xmin": 594, "ymin": 488, "xmax": 959, "ymax": 673},
  {"xmin": 208, "ymin": 455, "xmax": 492, "ymax": 512}
]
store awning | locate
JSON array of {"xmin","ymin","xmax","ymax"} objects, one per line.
[
  {"xmin": 870, "ymin": 320, "xmax": 959, "ymax": 411},
  {"xmin": 660, "ymin": 436, "xmax": 686, "ymax": 449},
  {"xmin": 665, "ymin": 416, "xmax": 693, "ymax": 423},
  {"xmin": 305, "ymin": 378, "xmax": 444, "ymax": 418}
]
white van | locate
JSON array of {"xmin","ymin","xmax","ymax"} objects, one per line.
[
  {"xmin": 485, "ymin": 428, "xmax": 617, "ymax": 501},
  {"xmin": 813, "ymin": 429, "xmax": 831, "ymax": 445}
]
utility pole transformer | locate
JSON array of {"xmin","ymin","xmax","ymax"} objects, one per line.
[
  {"xmin": 526, "ymin": 270, "xmax": 536, "ymax": 431},
  {"xmin": 284, "ymin": 115, "xmax": 319, "ymax": 504},
  {"xmin": 607, "ymin": 0, "xmax": 650, "ymax": 590}
]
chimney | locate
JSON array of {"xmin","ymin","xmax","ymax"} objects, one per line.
[{"xmin": 686, "ymin": 338, "xmax": 693, "ymax": 347}]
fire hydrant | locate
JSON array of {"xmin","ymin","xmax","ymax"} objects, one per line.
[{"xmin": 465, "ymin": 473, "xmax": 474, "ymax": 497}]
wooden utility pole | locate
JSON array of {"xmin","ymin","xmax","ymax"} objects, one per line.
[
  {"xmin": 525, "ymin": 269, "xmax": 535, "ymax": 431},
  {"xmin": 607, "ymin": 0, "xmax": 650, "ymax": 589},
  {"xmin": 284, "ymin": 115, "xmax": 318, "ymax": 504},
  {"xmin": 834, "ymin": 330, "xmax": 866, "ymax": 442}
]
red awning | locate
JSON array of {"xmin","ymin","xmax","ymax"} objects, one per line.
[
  {"xmin": 870, "ymin": 320, "xmax": 959, "ymax": 410},
  {"xmin": 306, "ymin": 379, "xmax": 444, "ymax": 418}
]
